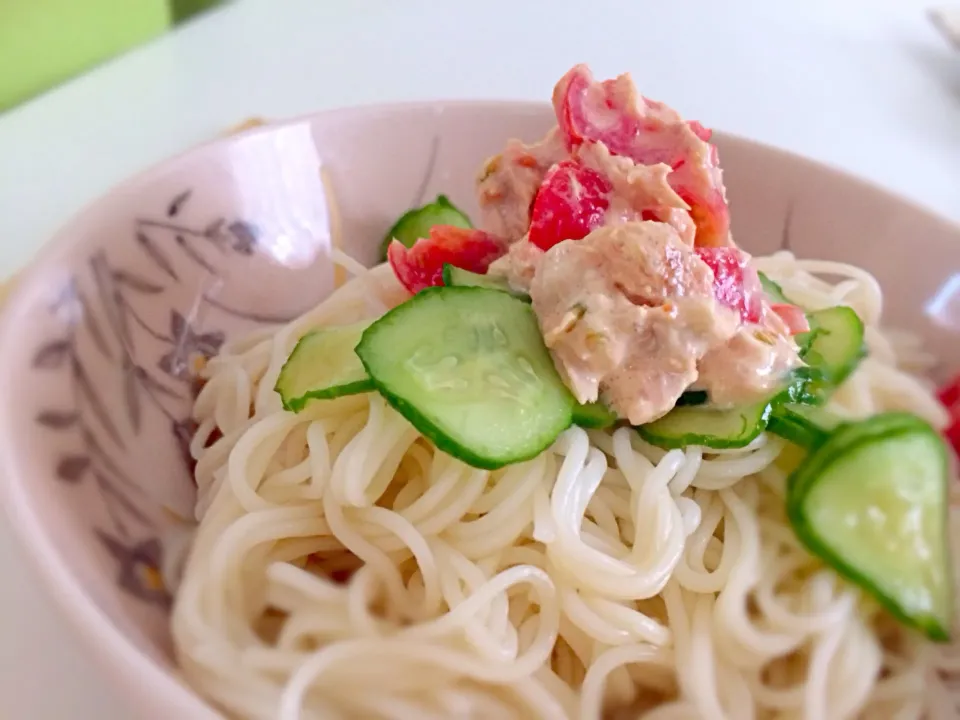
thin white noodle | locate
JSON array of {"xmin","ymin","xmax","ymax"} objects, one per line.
[{"xmin": 170, "ymin": 255, "xmax": 959, "ymax": 719}]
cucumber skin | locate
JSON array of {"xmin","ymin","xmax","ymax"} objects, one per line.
[
  {"xmin": 441, "ymin": 264, "xmax": 531, "ymax": 302},
  {"xmin": 797, "ymin": 306, "xmax": 867, "ymax": 401},
  {"xmin": 767, "ymin": 410, "xmax": 834, "ymax": 450},
  {"xmin": 379, "ymin": 195, "xmax": 473, "ymax": 260},
  {"xmin": 636, "ymin": 401, "xmax": 773, "ymax": 450},
  {"xmin": 758, "ymin": 272, "xmax": 792, "ymax": 305},
  {"xmin": 630, "ymin": 303, "xmax": 862, "ymax": 450},
  {"xmin": 774, "ymin": 367, "xmax": 825, "ymax": 406},
  {"xmin": 280, "ymin": 377, "xmax": 375, "ymax": 412},
  {"xmin": 355, "ymin": 286, "xmax": 574, "ymax": 471},
  {"xmin": 752, "ymin": 284, "xmax": 867, "ymax": 404},
  {"xmin": 572, "ymin": 401, "xmax": 618, "ymax": 429},
  {"xmin": 571, "ymin": 390, "xmax": 710, "ymax": 432},
  {"xmin": 637, "ymin": 368, "xmax": 816, "ymax": 450},
  {"xmin": 636, "ymin": 351, "xmax": 826, "ymax": 450},
  {"xmin": 274, "ymin": 327, "xmax": 375, "ymax": 412},
  {"xmin": 364, "ymin": 382, "xmax": 569, "ymax": 470},
  {"xmin": 786, "ymin": 412, "xmax": 953, "ymax": 642}
]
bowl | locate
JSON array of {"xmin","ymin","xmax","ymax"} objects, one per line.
[{"xmin": 1, "ymin": 101, "xmax": 959, "ymax": 719}]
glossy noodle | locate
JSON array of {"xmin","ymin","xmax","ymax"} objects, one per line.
[{"xmin": 170, "ymin": 251, "xmax": 960, "ymax": 720}]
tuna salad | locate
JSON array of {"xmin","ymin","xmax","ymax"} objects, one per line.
[{"xmin": 386, "ymin": 63, "xmax": 809, "ymax": 425}]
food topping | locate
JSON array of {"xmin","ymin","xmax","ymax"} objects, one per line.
[
  {"xmin": 552, "ymin": 64, "xmax": 732, "ymax": 247},
  {"xmin": 477, "ymin": 128, "xmax": 567, "ymax": 240},
  {"xmin": 387, "ymin": 225, "xmax": 505, "ymax": 295},
  {"xmin": 529, "ymin": 222, "xmax": 740, "ymax": 424}
]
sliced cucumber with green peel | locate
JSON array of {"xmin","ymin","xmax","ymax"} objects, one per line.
[
  {"xmin": 795, "ymin": 326, "xmax": 822, "ymax": 357},
  {"xmin": 771, "ymin": 367, "xmax": 824, "ymax": 406},
  {"xmin": 636, "ymin": 367, "xmax": 821, "ymax": 450},
  {"xmin": 786, "ymin": 412, "xmax": 953, "ymax": 641},
  {"xmin": 572, "ymin": 401, "xmax": 618, "ymax": 429},
  {"xmin": 441, "ymin": 264, "xmax": 530, "ymax": 301},
  {"xmin": 768, "ymin": 403, "xmax": 843, "ymax": 449},
  {"xmin": 380, "ymin": 195, "xmax": 472, "ymax": 260},
  {"xmin": 572, "ymin": 391, "xmax": 712, "ymax": 431},
  {"xmin": 275, "ymin": 322, "xmax": 374, "ymax": 411},
  {"xmin": 673, "ymin": 375, "xmax": 811, "ymax": 411},
  {"xmin": 797, "ymin": 305, "xmax": 866, "ymax": 401},
  {"xmin": 636, "ymin": 399, "xmax": 773, "ymax": 450},
  {"xmin": 758, "ymin": 271, "xmax": 792, "ymax": 305},
  {"xmin": 754, "ymin": 278, "xmax": 865, "ymax": 401},
  {"xmin": 355, "ymin": 286, "xmax": 575, "ymax": 470}
]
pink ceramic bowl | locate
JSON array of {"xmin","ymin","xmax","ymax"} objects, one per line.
[{"xmin": 1, "ymin": 102, "xmax": 959, "ymax": 718}]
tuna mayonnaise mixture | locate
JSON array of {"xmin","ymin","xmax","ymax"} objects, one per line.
[{"xmin": 478, "ymin": 65, "xmax": 803, "ymax": 424}]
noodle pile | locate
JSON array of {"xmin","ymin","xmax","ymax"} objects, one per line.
[{"xmin": 170, "ymin": 253, "xmax": 960, "ymax": 720}]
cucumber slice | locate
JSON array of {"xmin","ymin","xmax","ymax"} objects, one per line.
[
  {"xmin": 795, "ymin": 326, "xmax": 822, "ymax": 357},
  {"xmin": 355, "ymin": 286, "xmax": 575, "ymax": 470},
  {"xmin": 673, "ymin": 374, "xmax": 810, "ymax": 411},
  {"xmin": 274, "ymin": 323, "xmax": 374, "ymax": 412},
  {"xmin": 771, "ymin": 367, "xmax": 823, "ymax": 406},
  {"xmin": 441, "ymin": 264, "xmax": 530, "ymax": 301},
  {"xmin": 758, "ymin": 271, "xmax": 792, "ymax": 305},
  {"xmin": 571, "ymin": 389, "xmax": 713, "ymax": 432},
  {"xmin": 756, "ymin": 280, "xmax": 865, "ymax": 401},
  {"xmin": 572, "ymin": 401, "xmax": 618, "ymax": 429},
  {"xmin": 768, "ymin": 403, "xmax": 844, "ymax": 449},
  {"xmin": 636, "ymin": 399, "xmax": 773, "ymax": 450},
  {"xmin": 636, "ymin": 368, "xmax": 818, "ymax": 450},
  {"xmin": 787, "ymin": 412, "xmax": 953, "ymax": 641},
  {"xmin": 380, "ymin": 195, "xmax": 472, "ymax": 260},
  {"xmin": 797, "ymin": 305, "xmax": 866, "ymax": 401}
]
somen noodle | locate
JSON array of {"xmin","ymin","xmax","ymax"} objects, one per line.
[{"xmin": 170, "ymin": 250, "xmax": 960, "ymax": 720}]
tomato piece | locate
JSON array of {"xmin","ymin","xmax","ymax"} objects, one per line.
[
  {"xmin": 742, "ymin": 264, "xmax": 763, "ymax": 322},
  {"xmin": 553, "ymin": 64, "xmax": 731, "ymax": 247},
  {"xmin": 528, "ymin": 161, "xmax": 613, "ymax": 250},
  {"xmin": 695, "ymin": 247, "xmax": 762, "ymax": 324},
  {"xmin": 387, "ymin": 225, "xmax": 505, "ymax": 295},
  {"xmin": 938, "ymin": 374, "xmax": 960, "ymax": 412},
  {"xmin": 477, "ymin": 131, "xmax": 569, "ymax": 241},
  {"xmin": 770, "ymin": 303, "xmax": 810, "ymax": 335},
  {"xmin": 688, "ymin": 120, "xmax": 712, "ymax": 142},
  {"xmin": 554, "ymin": 70, "xmax": 635, "ymax": 155},
  {"xmin": 930, "ymin": 377, "xmax": 960, "ymax": 456}
]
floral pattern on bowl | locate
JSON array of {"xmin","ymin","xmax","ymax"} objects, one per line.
[
  {"xmin": 2, "ymin": 102, "xmax": 960, "ymax": 718},
  {"xmin": 30, "ymin": 191, "xmax": 287, "ymax": 609}
]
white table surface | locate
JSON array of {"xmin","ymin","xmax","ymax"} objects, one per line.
[{"xmin": 1, "ymin": 0, "xmax": 958, "ymax": 717}]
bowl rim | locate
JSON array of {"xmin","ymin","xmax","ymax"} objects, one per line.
[{"xmin": 1, "ymin": 99, "xmax": 958, "ymax": 718}]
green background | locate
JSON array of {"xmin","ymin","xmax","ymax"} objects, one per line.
[{"xmin": 0, "ymin": 0, "xmax": 221, "ymax": 111}]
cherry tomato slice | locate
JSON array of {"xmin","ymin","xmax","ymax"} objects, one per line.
[
  {"xmin": 553, "ymin": 64, "xmax": 731, "ymax": 248},
  {"xmin": 695, "ymin": 247, "xmax": 763, "ymax": 324},
  {"xmin": 937, "ymin": 374, "xmax": 960, "ymax": 414},
  {"xmin": 770, "ymin": 303, "xmax": 810, "ymax": 335},
  {"xmin": 387, "ymin": 225, "xmax": 505, "ymax": 295},
  {"xmin": 528, "ymin": 161, "xmax": 613, "ymax": 250}
]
